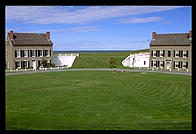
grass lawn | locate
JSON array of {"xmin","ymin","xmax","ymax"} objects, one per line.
[
  {"xmin": 72, "ymin": 49, "xmax": 149, "ymax": 68},
  {"xmin": 6, "ymin": 71, "xmax": 191, "ymax": 130}
]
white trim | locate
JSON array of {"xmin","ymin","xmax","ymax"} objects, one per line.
[
  {"xmin": 46, "ymin": 50, "xmax": 50, "ymax": 57},
  {"xmin": 24, "ymin": 49, "xmax": 28, "ymax": 57},
  {"xmin": 38, "ymin": 49, "xmax": 43, "ymax": 57},
  {"xmin": 175, "ymin": 50, "xmax": 179, "ymax": 58},
  {"xmin": 15, "ymin": 49, "xmax": 20, "ymax": 58},
  {"xmin": 32, "ymin": 49, "xmax": 36, "ymax": 57},
  {"xmin": 153, "ymin": 50, "xmax": 155, "ymax": 57},
  {"xmin": 160, "ymin": 50, "xmax": 164, "ymax": 57}
]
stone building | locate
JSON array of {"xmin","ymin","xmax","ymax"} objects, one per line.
[
  {"xmin": 5, "ymin": 30, "xmax": 53, "ymax": 70},
  {"xmin": 149, "ymin": 31, "xmax": 192, "ymax": 72}
]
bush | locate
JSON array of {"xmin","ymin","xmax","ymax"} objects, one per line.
[{"xmin": 109, "ymin": 57, "xmax": 116, "ymax": 68}]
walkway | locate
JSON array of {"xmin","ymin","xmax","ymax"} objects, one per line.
[{"xmin": 5, "ymin": 68, "xmax": 192, "ymax": 76}]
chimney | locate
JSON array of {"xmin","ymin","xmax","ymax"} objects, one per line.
[
  {"xmin": 189, "ymin": 30, "xmax": 192, "ymax": 39},
  {"xmin": 152, "ymin": 32, "xmax": 156, "ymax": 40},
  {"xmin": 46, "ymin": 32, "xmax": 50, "ymax": 40},
  {"xmin": 9, "ymin": 30, "xmax": 14, "ymax": 39}
]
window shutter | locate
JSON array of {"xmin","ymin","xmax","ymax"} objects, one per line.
[
  {"xmin": 151, "ymin": 50, "xmax": 153, "ymax": 57},
  {"xmin": 173, "ymin": 61, "xmax": 175, "ymax": 68},
  {"xmin": 43, "ymin": 50, "xmax": 45, "ymax": 57},
  {"xmin": 50, "ymin": 50, "xmax": 51, "ymax": 56},
  {"xmin": 174, "ymin": 50, "xmax": 175, "ymax": 57},
  {"xmin": 163, "ymin": 50, "xmax": 164, "ymax": 57},
  {"xmin": 15, "ymin": 50, "xmax": 17, "ymax": 57},
  {"xmin": 187, "ymin": 51, "xmax": 188, "ymax": 57},
  {"xmin": 186, "ymin": 62, "xmax": 188, "ymax": 69}
]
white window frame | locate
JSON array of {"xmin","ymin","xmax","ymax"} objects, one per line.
[
  {"xmin": 175, "ymin": 61, "xmax": 179, "ymax": 68},
  {"xmin": 16, "ymin": 49, "xmax": 20, "ymax": 58},
  {"xmin": 153, "ymin": 50, "xmax": 156, "ymax": 57},
  {"xmin": 23, "ymin": 60, "xmax": 29, "ymax": 68},
  {"xmin": 32, "ymin": 49, "xmax": 36, "ymax": 57},
  {"xmin": 183, "ymin": 50, "xmax": 188, "ymax": 58},
  {"xmin": 38, "ymin": 50, "xmax": 43, "ymax": 57},
  {"xmin": 24, "ymin": 50, "xmax": 28, "ymax": 57},
  {"xmin": 182, "ymin": 61, "xmax": 187, "ymax": 69},
  {"xmin": 160, "ymin": 50, "xmax": 163, "ymax": 57},
  {"xmin": 153, "ymin": 60, "xmax": 156, "ymax": 67},
  {"xmin": 175, "ymin": 50, "xmax": 179, "ymax": 58},
  {"xmin": 15, "ymin": 61, "xmax": 21, "ymax": 69},
  {"xmin": 160, "ymin": 61, "xmax": 164, "ymax": 68},
  {"xmin": 46, "ymin": 50, "xmax": 50, "ymax": 57}
]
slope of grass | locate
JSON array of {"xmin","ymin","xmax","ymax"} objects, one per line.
[
  {"xmin": 6, "ymin": 71, "xmax": 191, "ymax": 130},
  {"xmin": 72, "ymin": 49, "xmax": 149, "ymax": 68}
]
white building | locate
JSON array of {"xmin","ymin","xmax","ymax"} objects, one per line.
[
  {"xmin": 53, "ymin": 53, "xmax": 79, "ymax": 68},
  {"xmin": 122, "ymin": 52, "xmax": 150, "ymax": 68}
]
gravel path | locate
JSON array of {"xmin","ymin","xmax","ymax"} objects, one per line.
[{"xmin": 5, "ymin": 68, "xmax": 192, "ymax": 76}]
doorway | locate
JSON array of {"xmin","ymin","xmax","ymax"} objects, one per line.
[{"xmin": 32, "ymin": 60, "xmax": 36, "ymax": 70}]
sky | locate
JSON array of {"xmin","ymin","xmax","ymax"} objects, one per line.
[{"xmin": 6, "ymin": 6, "xmax": 192, "ymax": 51}]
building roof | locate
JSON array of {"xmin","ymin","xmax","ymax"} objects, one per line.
[
  {"xmin": 150, "ymin": 33, "xmax": 192, "ymax": 46},
  {"xmin": 9, "ymin": 33, "xmax": 53, "ymax": 46}
]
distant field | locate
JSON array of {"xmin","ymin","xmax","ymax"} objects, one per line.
[
  {"xmin": 6, "ymin": 71, "xmax": 191, "ymax": 130},
  {"xmin": 72, "ymin": 49, "xmax": 149, "ymax": 68}
]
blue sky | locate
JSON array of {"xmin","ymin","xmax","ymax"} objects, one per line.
[{"xmin": 6, "ymin": 6, "xmax": 192, "ymax": 51}]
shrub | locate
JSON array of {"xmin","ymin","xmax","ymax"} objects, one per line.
[{"xmin": 109, "ymin": 57, "xmax": 116, "ymax": 68}]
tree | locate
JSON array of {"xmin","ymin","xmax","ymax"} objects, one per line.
[
  {"xmin": 109, "ymin": 57, "xmax": 116, "ymax": 68},
  {"xmin": 41, "ymin": 59, "xmax": 48, "ymax": 68}
]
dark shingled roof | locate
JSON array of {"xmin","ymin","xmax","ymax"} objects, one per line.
[
  {"xmin": 10, "ymin": 33, "xmax": 53, "ymax": 46},
  {"xmin": 150, "ymin": 33, "xmax": 192, "ymax": 46}
]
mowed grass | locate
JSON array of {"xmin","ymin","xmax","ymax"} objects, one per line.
[
  {"xmin": 6, "ymin": 71, "xmax": 191, "ymax": 130},
  {"xmin": 72, "ymin": 50, "xmax": 149, "ymax": 68}
]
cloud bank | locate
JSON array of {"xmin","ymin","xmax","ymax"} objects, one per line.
[{"xmin": 6, "ymin": 6, "xmax": 183, "ymax": 24}]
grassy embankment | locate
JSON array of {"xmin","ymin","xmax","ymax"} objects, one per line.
[
  {"xmin": 71, "ymin": 49, "xmax": 149, "ymax": 68},
  {"xmin": 6, "ymin": 71, "xmax": 191, "ymax": 130}
]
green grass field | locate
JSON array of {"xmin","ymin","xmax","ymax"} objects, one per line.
[
  {"xmin": 6, "ymin": 71, "xmax": 191, "ymax": 130},
  {"xmin": 71, "ymin": 49, "xmax": 149, "ymax": 68}
]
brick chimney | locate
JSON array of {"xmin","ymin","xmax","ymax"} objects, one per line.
[
  {"xmin": 9, "ymin": 30, "xmax": 14, "ymax": 39},
  {"xmin": 152, "ymin": 32, "xmax": 156, "ymax": 40},
  {"xmin": 189, "ymin": 30, "xmax": 192, "ymax": 39},
  {"xmin": 46, "ymin": 32, "xmax": 50, "ymax": 40}
]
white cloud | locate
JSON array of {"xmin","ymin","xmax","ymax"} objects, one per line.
[
  {"xmin": 14, "ymin": 26, "xmax": 101, "ymax": 33},
  {"xmin": 119, "ymin": 17, "xmax": 163, "ymax": 23},
  {"xmin": 6, "ymin": 6, "xmax": 183, "ymax": 24}
]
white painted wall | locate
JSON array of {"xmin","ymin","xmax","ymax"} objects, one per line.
[
  {"xmin": 53, "ymin": 56, "xmax": 77, "ymax": 67},
  {"xmin": 122, "ymin": 52, "xmax": 150, "ymax": 68}
]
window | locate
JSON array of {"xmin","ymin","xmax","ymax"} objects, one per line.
[
  {"xmin": 160, "ymin": 50, "xmax": 164, "ymax": 57},
  {"xmin": 153, "ymin": 61, "xmax": 156, "ymax": 67},
  {"xmin": 175, "ymin": 61, "xmax": 179, "ymax": 68},
  {"xmin": 160, "ymin": 61, "xmax": 164, "ymax": 68},
  {"xmin": 21, "ymin": 61, "xmax": 29, "ymax": 68},
  {"xmin": 156, "ymin": 50, "xmax": 160, "ymax": 57},
  {"xmin": 46, "ymin": 50, "xmax": 50, "ymax": 57},
  {"xmin": 183, "ymin": 50, "xmax": 188, "ymax": 58},
  {"xmin": 179, "ymin": 51, "xmax": 183, "ymax": 57},
  {"xmin": 15, "ymin": 50, "xmax": 20, "ymax": 57},
  {"xmin": 32, "ymin": 50, "xmax": 35, "ymax": 57},
  {"xmin": 20, "ymin": 50, "xmax": 24, "ymax": 57},
  {"xmin": 156, "ymin": 61, "xmax": 160, "ymax": 67},
  {"xmin": 175, "ymin": 50, "xmax": 179, "ymax": 57},
  {"xmin": 168, "ymin": 50, "xmax": 171, "ymax": 57},
  {"xmin": 38, "ymin": 50, "xmax": 43, "ymax": 57},
  {"xmin": 144, "ymin": 61, "xmax": 146, "ymax": 65},
  {"xmin": 15, "ymin": 61, "xmax": 21, "ymax": 69},
  {"xmin": 153, "ymin": 50, "xmax": 156, "ymax": 57},
  {"xmin": 24, "ymin": 50, "xmax": 28, "ymax": 57}
]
